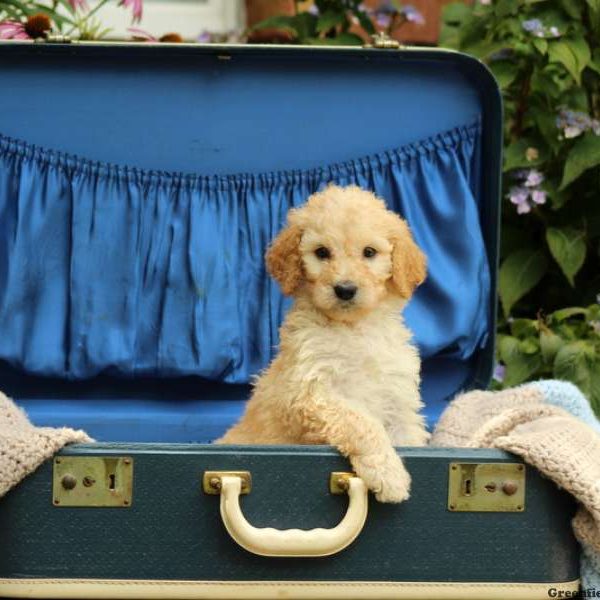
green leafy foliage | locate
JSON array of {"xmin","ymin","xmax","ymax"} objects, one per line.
[
  {"xmin": 252, "ymin": 0, "xmax": 417, "ymax": 45},
  {"xmin": 494, "ymin": 305, "xmax": 600, "ymax": 412},
  {"xmin": 441, "ymin": 1, "xmax": 600, "ymax": 410}
]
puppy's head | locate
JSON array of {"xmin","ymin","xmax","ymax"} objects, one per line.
[{"xmin": 266, "ymin": 185, "xmax": 427, "ymax": 322}]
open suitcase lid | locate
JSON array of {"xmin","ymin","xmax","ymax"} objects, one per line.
[{"xmin": 0, "ymin": 41, "xmax": 502, "ymax": 442}]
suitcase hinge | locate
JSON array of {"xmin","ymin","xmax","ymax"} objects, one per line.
[
  {"xmin": 36, "ymin": 32, "xmax": 73, "ymax": 44},
  {"xmin": 364, "ymin": 32, "xmax": 402, "ymax": 50}
]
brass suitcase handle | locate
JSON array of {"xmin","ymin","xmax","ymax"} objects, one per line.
[{"xmin": 203, "ymin": 471, "xmax": 368, "ymax": 557}]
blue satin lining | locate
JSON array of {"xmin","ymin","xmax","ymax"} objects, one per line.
[{"xmin": 0, "ymin": 121, "xmax": 489, "ymax": 384}]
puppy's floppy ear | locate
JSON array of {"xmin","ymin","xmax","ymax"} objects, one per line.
[
  {"xmin": 389, "ymin": 216, "xmax": 427, "ymax": 299},
  {"xmin": 266, "ymin": 224, "xmax": 304, "ymax": 296}
]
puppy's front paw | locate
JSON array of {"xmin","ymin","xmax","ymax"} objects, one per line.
[{"xmin": 350, "ymin": 451, "xmax": 411, "ymax": 503}]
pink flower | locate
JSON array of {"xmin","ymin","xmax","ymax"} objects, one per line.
[
  {"xmin": 0, "ymin": 20, "xmax": 29, "ymax": 40},
  {"xmin": 121, "ymin": 0, "xmax": 143, "ymax": 23},
  {"xmin": 127, "ymin": 26, "xmax": 155, "ymax": 41},
  {"xmin": 67, "ymin": 0, "xmax": 88, "ymax": 11}
]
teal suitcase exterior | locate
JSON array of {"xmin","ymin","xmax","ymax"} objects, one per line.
[{"xmin": 0, "ymin": 41, "xmax": 580, "ymax": 598}]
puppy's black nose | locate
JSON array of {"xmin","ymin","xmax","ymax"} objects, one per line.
[{"xmin": 334, "ymin": 282, "xmax": 358, "ymax": 301}]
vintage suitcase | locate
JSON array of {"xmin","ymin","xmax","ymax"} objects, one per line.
[{"xmin": 0, "ymin": 40, "xmax": 580, "ymax": 598}]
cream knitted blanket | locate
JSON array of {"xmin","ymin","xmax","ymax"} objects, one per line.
[
  {"xmin": 0, "ymin": 391, "xmax": 91, "ymax": 498},
  {"xmin": 431, "ymin": 380, "xmax": 600, "ymax": 592}
]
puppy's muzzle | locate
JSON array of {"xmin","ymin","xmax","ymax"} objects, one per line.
[{"xmin": 334, "ymin": 282, "xmax": 358, "ymax": 301}]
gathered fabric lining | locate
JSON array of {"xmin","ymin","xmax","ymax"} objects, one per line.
[{"xmin": 0, "ymin": 121, "xmax": 489, "ymax": 384}]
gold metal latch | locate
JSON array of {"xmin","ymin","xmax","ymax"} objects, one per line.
[
  {"xmin": 364, "ymin": 32, "xmax": 402, "ymax": 49},
  {"xmin": 53, "ymin": 456, "xmax": 133, "ymax": 507},
  {"xmin": 448, "ymin": 462, "xmax": 525, "ymax": 512}
]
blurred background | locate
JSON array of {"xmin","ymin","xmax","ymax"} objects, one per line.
[{"xmin": 1, "ymin": 0, "xmax": 599, "ymax": 406}]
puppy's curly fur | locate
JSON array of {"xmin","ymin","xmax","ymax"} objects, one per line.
[{"xmin": 218, "ymin": 185, "xmax": 429, "ymax": 502}]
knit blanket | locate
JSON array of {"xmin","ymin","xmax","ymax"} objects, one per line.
[
  {"xmin": 432, "ymin": 380, "xmax": 600, "ymax": 593},
  {"xmin": 0, "ymin": 391, "xmax": 91, "ymax": 499}
]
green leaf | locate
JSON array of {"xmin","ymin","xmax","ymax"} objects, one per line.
[
  {"xmin": 551, "ymin": 306, "xmax": 588, "ymax": 321},
  {"xmin": 306, "ymin": 33, "xmax": 364, "ymax": 45},
  {"xmin": 545, "ymin": 226, "xmax": 587, "ymax": 285},
  {"xmin": 495, "ymin": 0, "xmax": 520, "ymax": 17},
  {"xmin": 489, "ymin": 60, "xmax": 519, "ymax": 90},
  {"xmin": 499, "ymin": 336, "xmax": 543, "ymax": 386},
  {"xmin": 560, "ymin": 133, "xmax": 600, "ymax": 189},
  {"xmin": 591, "ymin": 361, "xmax": 600, "ymax": 414},
  {"xmin": 316, "ymin": 11, "xmax": 345, "ymax": 34},
  {"xmin": 548, "ymin": 37, "xmax": 590, "ymax": 84},
  {"xmin": 532, "ymin": 38, "xmax": 548, "ymax": 55},
  {"xmin": 499, "ymin": 249, "xmax": 549, "ymax": 316},
  {"xmin": 540, "ymin": 329, "xmax": 563, "ymax": 364},
  {"xmin": 559, "ymin": 0, "xmax": 583, "ymax": 19},
  {"xmin": 442, "ymin": 2, "xmax": 472, "ymax": 25},
  {"xmin": 511, "ymin": 318, "xmax": 539, "ymax": 338},
  {"xmin": 355, "ymin": 10, "xmax": 375, "ymax": 35},
  {"xmin": 554, "ymin": 341, "xmax": 596, "ymax": 397},
  {"xmin": 250, "ymin": 15, "xmax": 298, "ymax": 34},
  {"xmin": 503, "ymin": 139, "xmax": 548, "ymax": 171}
]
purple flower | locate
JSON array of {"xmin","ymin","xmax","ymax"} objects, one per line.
[
  {"xmin": 400, "ymin": 5, "xmax": 425, "ymax": 24},
  {"xmin": 509, "ymin": 186, "xmax": 529, "ymax": 206},
  {"xmin": 524, "ymin": 169, "xmax": 544, "ymax": 187},
  {"xmin": 522, "ymin": 19, "xmax": 543, "ymax": 33},
  {"xmin": 556, "ymin": 108, "xmax": 600, "ymax": 138},
  {"xmin": 0, "ymin": 20, "xmax": 29, "ymax": 39},
  {"xmin": 197, "ymin": 30, "xmax": 211, "ymax": 43},
  {"xmin": 375, "ymin": 13, "xmax": 392, "ymax": 28},
  {"xmin": 522, "ymin": 18, "xmax": 561, "ymax": 38},
  {"xmin": 493, "ymin": 363, "xmax": 506, "ymax": 383},
  {"xmin": 508, "ymin": 172, "xmax": 546, "ymax": 214},
  {"xmin": 120, "ymin": 0, "xmax": 143, "ymax": 23},
  {"xmin": 308, "ymin": 4, "xmax": 319, "ymax": 15},
  {"xmin": 531, "ymin": 189, "xmax": 546, "ymax": 205}
]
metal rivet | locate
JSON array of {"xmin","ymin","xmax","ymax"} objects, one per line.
[
  {"xmin": 123, "ymin": 500, "xmax": 130, "ymax": 506},
  {"xmin": 82, "ymin": 476, "xmax": 96, "ymax": 487},
  {"xmin": 517, "ymin": 465, "xmax": 524, "ymax": 471},
  {"xmin": 61, "ymin": 474, "xmax": 77, "ymax": 490},
  {"xmin": 124, "ymin": 458, "xmax": 131, "ymax": 465},
  {"xmin": 53, "ymin": 499, "xmax": 60, "ymax": 505},
  {"xmin": 55, "ymin": 459, "xmax": 61, "ymax": 464},
  {"xmin": 517, "ymin": 505, "xmax": 523, "ymax": 511},
  {"xmin": 209, "ymin": 477, "xmax": 222, "ymax": 490},
  {"xmin": 502, "ymin": 481, "xmax": 519, "ymax": 496},
  {"xmin": 451, "ymin": 465, "xmax": 457, "ymax": 471},
  {"xmin": 484, "ymin": 482, "xmax": 497, "ymax": 492},
  {"xmin": 449, "ymin": 504, "xmax": 456, "ymax": 510}
]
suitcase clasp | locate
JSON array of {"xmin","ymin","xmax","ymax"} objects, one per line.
[{"xmin": 448, "ymin": 462, "xmax": 526, "ymax": 513}]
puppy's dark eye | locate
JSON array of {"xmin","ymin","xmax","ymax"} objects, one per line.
[
  {"xmin": 314, "ymin": 246, "xmax": 331, "ymax": 260},
  {"xmin": 363, "ymin": 247, "xmax": 377, "ymax": 258}
]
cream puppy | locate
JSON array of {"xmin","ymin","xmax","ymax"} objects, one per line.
[{"xmin": 218, "ymin": 185, "xmax": 429, "ymax": 502}]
